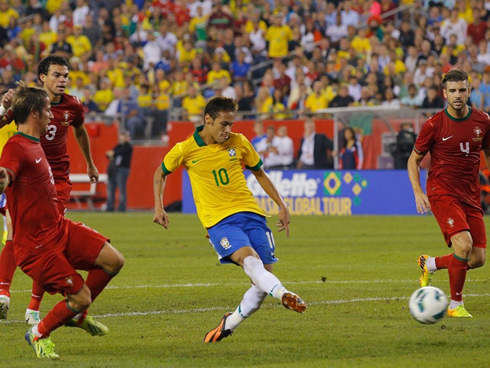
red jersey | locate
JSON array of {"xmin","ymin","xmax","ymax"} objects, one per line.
[
  {"xmin": 0, "ymin": 133, "xmax": 64, "ymax": 265},
  {"xmin": 414, "ymin": 107, "xmax": 490, "ymax": 208},
  {"xmin": 3, "ymin": 93, "xmax": 84, "ymax": 180},
  {"xmin": 41, "ymin": 93, "xmax": 84, "ymax": 178}
]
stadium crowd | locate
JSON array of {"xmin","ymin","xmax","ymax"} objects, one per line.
[{"xmin": 0, "ymin": 0, "xmax": 490, "ymax": 140}]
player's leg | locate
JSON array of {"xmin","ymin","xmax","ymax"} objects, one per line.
[
  {"xmin": 446, "ymin": 230, "xmax": 473, "ymax": 317},
  {"xmin": 0, "ymin": 210, "xmax": 15, "ymax": 319},
  {"xmin": 418, "ymin": 196, "xmax": 465, "ymax": 286},
  {"xmin": 27, "ymin": 282, "xmax": 91, "ymax": 359},
  {"xmin": 63, "ymin": 222, "xmax": 124, "ymax": 335},
  {"xmin": 25, "ymin": 281, "xmax": 44, "ymax": 324},
  {"xmin": 466, "ymin": 211, "xmax": 487, "ymax": 270}
]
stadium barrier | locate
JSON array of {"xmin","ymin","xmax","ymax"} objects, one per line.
[{"xmin": 182, "ymin": 169, "xmax": 428, "ymax": 216}]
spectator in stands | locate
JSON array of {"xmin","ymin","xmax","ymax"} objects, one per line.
[
  {"xmin": 297, "ymin": 119, "xmax": 334, "ymax": 170},
  {"xmin": 50, "ymin": 26, "xmax": 73, "ymax": 59},
  {"xmin": 470, "ymin": 72, "xmax": 485, "ymax": 110},
  {"xmin": 329, "ymin": 84, "xmax": 354, "ymax": 108},
  {"xmin": 182, "ymin": 85, "xmax": 206, "ymax": 121},
  {"xmin": 381, "ymin": 87, "xmax": 401, "ymax": 107},
  {"xmin": 82, "ymin": 87, "xmax": 101, "ymax": 119},
  {"xmin": 422, "ymin": 86, "xmax": 445, "ymax": 108},
  {"xmin": 83, "ymin": 14, "xmax": 101, "ymax": 49},
  {"xmin": 207, "ymin": 2, "xmax": 232, "ymax": 31},
  {"xmin": 251, "ymin": 120, "xmax": 266, "ymax": 152},
  {"xmin": 256, "ymin": 125, "xmax": 283, "ymax": 170},
  {"xmin": 265, "ymin": 13, "xmax": 293, "ymax": 59},
  {"xmin": 67, "ymin": 25, "xmax": 93, "ymax": 58},
  {"xmin": 255, "ymin": 86, "xmax": 273, "ymax": 118},
  {"xmin": 106, "ymin": 131, "xmax": 133, "ymax": 212},
  {"xmin": 231, "ymin": 50, "xmax": 250, "ymax": 83},
  {"xmin": 207, "ymin": 61, "xmax": 232, "ymax": 86},
  {"xmin": 93, "ymin": 78, "xmax": 114, "ymax": 111},
  {"xmin": 468, "ymin": 8, "xmax": 487, "ymax": 45},
  {"xmin": 480, "ymin": 71, "xmax": 490, "ymax": 112},
  {"xmin": 441, "ymin": 8, "xmax": 467, "ymax": 45},
  {"xmin": 401, "ymin": 84, "xmax": 423, "ymax": 107},
  {"xmin": 327, "ymin": 13, "xmax": 348, "ymax": 46},
  {"xmin": 275, "ymin": 125, "xmax": 295, "ymax": 169},
  {"xmin": 305, "ymin": 81, "xmax": 328, "ymax": 113},
  {"xmin": 339, "ymin": 127, "xmax": 363, "ymax": 170}
]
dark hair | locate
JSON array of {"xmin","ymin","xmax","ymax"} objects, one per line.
[
  {"xmin": 442, "ymin": 69, "xmax": 468, "ymax": 89},
  {"xmin": 204, "ymin": 97, "xmax": 237, "ymax": 120},
  {"xmin": 344, "ymin": 127, "xmax": 357, "ymax": 142},
  {"xmin": 11, "ymin": 84, "xmax": 49, "ymax": 124},
  {"xmin": 37, "ymin": 54, "xmax": 70, "ymax": 81}
]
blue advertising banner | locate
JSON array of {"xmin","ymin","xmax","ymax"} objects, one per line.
[{"xmin": 182, "ymin": 170, "xmax": 428, "ymax": 215}]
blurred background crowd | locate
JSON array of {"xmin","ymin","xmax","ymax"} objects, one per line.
[{"xmin": 0, "ymin": 0, "xmax": 490, "ymax": 141}]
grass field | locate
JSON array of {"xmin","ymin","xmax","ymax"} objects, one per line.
[{"xmin": 1, "ymin": 212, "xmax": 490, "ymax": 367}]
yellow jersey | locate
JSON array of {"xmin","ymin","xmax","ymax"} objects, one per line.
[
  {"xmin": 162, "ymin": 126, "xmax": 265, "ymax": 228},
  {"xmin": 182, "ymin": 94, "xmax": 206, "ymax": 116},
  {"xmin": 0, "ymin": 117, "xmax": 17, "ymax": 156},
  {"xmin": 265, "ymin": 25, "xmax": 293, "ymax": 58},
  {"xmin": 305, "ymin": 93, "xmax": 328, "ymax": 111}
]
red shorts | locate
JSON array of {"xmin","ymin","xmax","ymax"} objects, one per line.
[
  {"xmin": 19, "ymin": 219, "xmax": 109, "ymax": 295},
  {"xmin": 55, "ymin": 177, "xmax": 72, "ymax": 215},
  {"xmin": 429, "ymin": 194, "xmax": 487, "ymax": 248}
]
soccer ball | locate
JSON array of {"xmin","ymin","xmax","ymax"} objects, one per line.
[{"xmin": 409, "ymin": 286, "xmax": 448, "ymax": 324}]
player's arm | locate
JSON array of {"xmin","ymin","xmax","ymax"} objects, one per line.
[
  {"xmin": 407, "ymin": 150, "xmax": 430, "ymax": 214},
  {"xmin": 0, "ymin": 89, "xmax": 15, "ymax": 129},
  {"xmin": 251, "ymin": 167, "xmax": 290, "ymax": 237},
  {"xmin": 153, "ymin": 165, "xmax": 169, "ymax": 229},
  {"xmin": 73, "ymin": 125, "xmax": 99, "ymax": 183},
  {"xmin": 0, "ymin": 167, "xmax": 10, "ymax": 195}
]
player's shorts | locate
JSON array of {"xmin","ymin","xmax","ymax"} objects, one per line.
[
  {"xmin": 19, "ymin": 219, "xmax": 108, "ymax": 295},
  {"xmin": 55, "ymin": 177, "xmax": 72, "ymax": 215},
  {"xmin": 429, "ymin": 194, "xmax": 487, "ymax": 248},
  {"xmin": 207, "ymin": 212, "xmax": 278, "ymax": 265}
]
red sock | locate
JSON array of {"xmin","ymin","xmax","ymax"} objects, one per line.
[
  {"xmin": 435, "ymin": 254, "xmax": 452, "ymax": 270},
  {"xmin": 85, "ymin": 268, "xmax": 116, "ymax": 303},
  {"xmin": 448, "ymin": 254, "xmax": 468, "ymax": 302},
  {"xmin": 0, "ymin": 240, "xmax": 16, "ymax": 297},
  {"xmin": 37, "ymin": 300, "xmax": 78, "ymax": 337},
  {"xmin": 27, "ymin": 281, "xmax": 45, "ymax": 311}
]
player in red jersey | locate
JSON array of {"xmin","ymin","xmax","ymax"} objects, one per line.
[
  {"xmin": 0, "ymin": 84, "xmax": 124, "ymax": 358},
  {"xmin": 0, "ymin": 55, "xmax": 100, "ymax": 324},
  {"xmin": 408, "ymin": 69, "xmax": 490, "ymax": 318}
]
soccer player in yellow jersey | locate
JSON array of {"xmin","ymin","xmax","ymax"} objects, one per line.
[{"xmin": 153, "ymin": 97, "xmax": 306, "ymax": 343}]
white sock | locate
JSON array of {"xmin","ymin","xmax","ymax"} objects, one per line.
[
  {"xmin": 449, "ymin": 299, "xmax": 463, "ymax": 309},
  {"xmin": 31, "ymin": 324, "xmax": 43, "ymax": 338},
  {"xmin": 73, "ymin": 313, "xmax": 83, "ymax": 321},
  {"xmin": 242, "ymin": 256, "xmax": 287, "ymax": 300},
  {"xmin": 225, "ymin": 285, "xmax": 267, "ymax": 331},
  {"xmin": 426, "ymin": 257, "xmax": 437, "ymax": 273}
]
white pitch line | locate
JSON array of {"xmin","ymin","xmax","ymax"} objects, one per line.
[
  {"xmin": 2, "ymin": 293, "xmax": 490, "ymax": 325},
  {"xmin": 8, "ymin": 278, "xmax": 487, "ymax": 294}
]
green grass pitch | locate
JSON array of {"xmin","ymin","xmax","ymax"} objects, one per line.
[{"xmin": 1, "ymin": 213, "xmax": 490, "ymax": 367}]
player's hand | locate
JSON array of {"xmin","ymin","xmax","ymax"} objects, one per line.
[
  {"xmin": 1, "ymin": 89, "xmax": 15, "ymax": 110},
  {"xmin": 414, "ymin": 191, "xmax": 431, "ymax": 214},
  {"xmin": 276, "ymin": 205, "xmax": 290, "ymax": 237},
  {"xmin": 0, "ymin": 167, "xmax": 9, "ymax": 192},
  {"xmin": 153, "ymin": 207, "xmax": 169, "ymax": 229},
  {"xmin": 87, "ymin": 165, "xmax": 99, "ymax": 183}
]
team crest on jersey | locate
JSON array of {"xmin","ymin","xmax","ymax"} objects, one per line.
[
  {"xmin": 220, "ymin": 237, "xmax": 231, "ymax": 250},
  {"xmin": 61, "ymin": 111, "xmax": 71, "ymax": 126},
  {"xmin": 447, "ymin": 217, "xmax": 455, "ymax": 228},
  {"xmin": 228, "ymin": 148, "xmax": 236, "ymax": 157},
  {"xmin": 64, "ymin": 276, "xmax": 74, "ymax": 287},
  {"xmin": 473, "ymin": 126, "xmax": 483, "ymax": 142}
]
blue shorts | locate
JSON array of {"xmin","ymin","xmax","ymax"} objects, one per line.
[{"xmin": 208, "ymin": 212, "xmax": 278, "ymax": 265}]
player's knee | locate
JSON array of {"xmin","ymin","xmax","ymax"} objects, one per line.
[
  {"xmin": 469, "ymin": 255, "xmax": 485, "ymax": 269},
  {"xmin": 107, "ymin": 250, "xmax": 125, "ymax": 275},
  {"xmin": 69, "ymin": 287, "xmax": 92, "ymax": 311}
]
